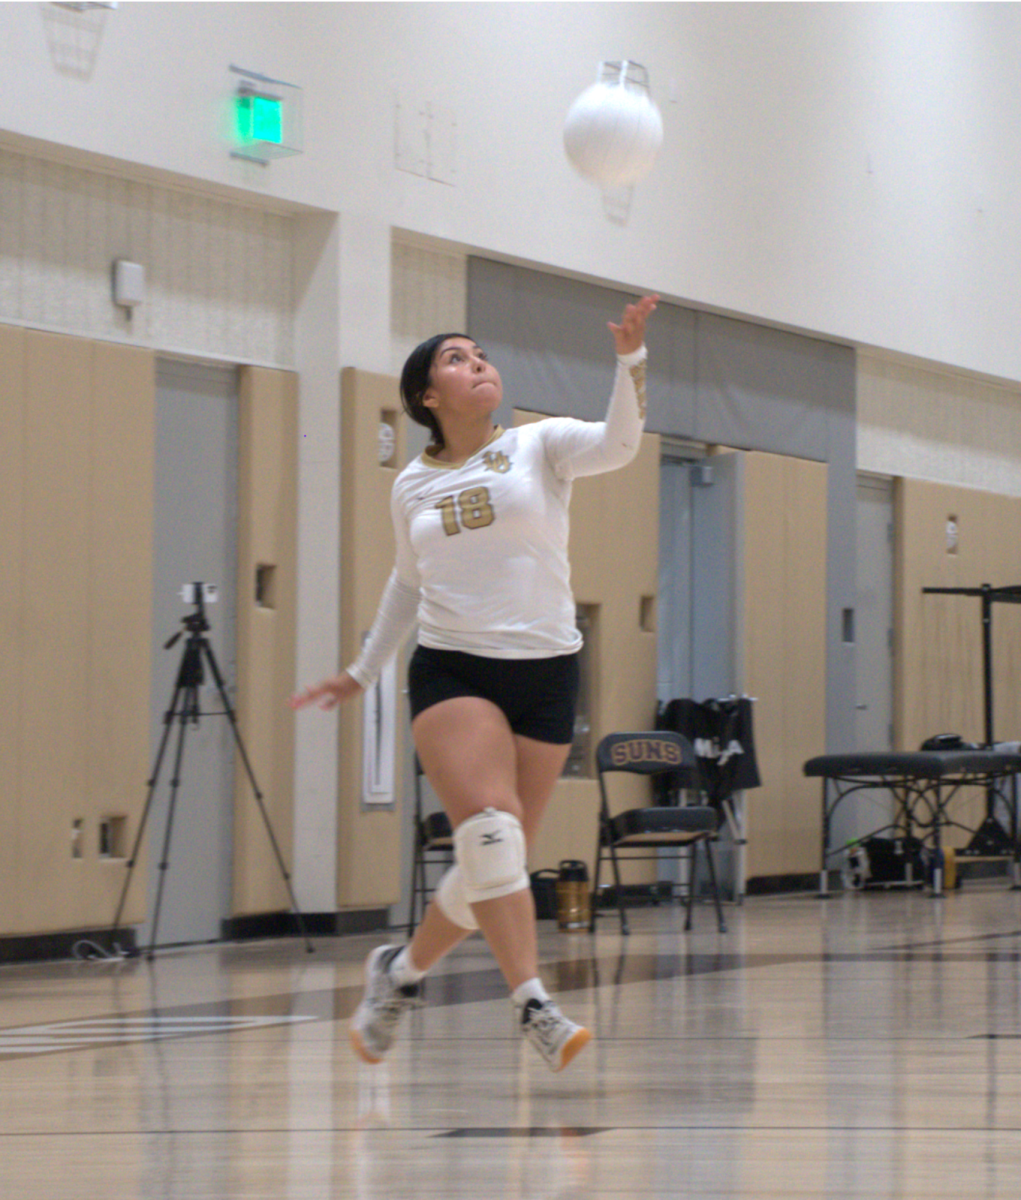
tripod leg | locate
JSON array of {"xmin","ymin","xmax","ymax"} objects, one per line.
[
  {"xmin": 147, "ymin": 705, "xmax": 191, "ymax": 959},
  {"xmin": 201, "ymin": 641, "xmax": 314, "ymax": 953},
  {"xmin": 110, "ymin": 681, "xmax": 186, "ymax": 951}
]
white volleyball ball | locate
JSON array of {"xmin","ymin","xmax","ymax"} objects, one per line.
[{"xmin": 564, "ymin": 69, "xmax": 663, "ymax": 189}]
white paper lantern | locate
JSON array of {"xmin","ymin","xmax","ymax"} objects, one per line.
[{"xmin": 564, "ymin": 60, "xmax": 663, "ymax": 189}]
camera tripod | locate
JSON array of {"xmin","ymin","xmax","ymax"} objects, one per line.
[{"xmin": 110, "ymin": 587, "xmax": 313, "ymax": 959}]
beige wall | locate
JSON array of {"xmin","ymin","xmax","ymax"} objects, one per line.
[
  {"xmin": 0, "ymin": 325, "xmax": 155, "ymax": 935},
  {"xmin": 232, "ymin": 366, "xmax": 299, "ymax": 916},
  {"xmin": 738, "ymin": 450, "xmax": 828, "ymax": 880},
  {"xmin": 894, "ymin": 478, "xmax": 1021, "ymax": 846},
  {"xmin": 0, "ymin": 325, "xmax": 300, "ymax": 939},
  {"xmin": 337, "ymin": 368, "xmax": 407, "ymax": 908},
  {"xmin": 389, "ymin": 236, "xmax": 468, "ymax": 378},
  {"xmin": 860, "ymin": 353, "xmax": 1021, "ymax": 855},
  {"xmin": 895, "ymin": 478, "xmax": 1021, "ymax": 748},
  {"xmin": 0, "ymin": 146, "xmax": 296, "ymax": 367},
  {"xmin": 859, "ymin": 352, "xmax": 1021, "ymax": 498}
]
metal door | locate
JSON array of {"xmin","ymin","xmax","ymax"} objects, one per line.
[
  {"xmin": 841, "ymin": 473, "xmax": 896, "ymax": 847},
  {"xmin": 657, "ymin": 456, "xmax": 696, "ymax": 702},
  {"xmin": 658, "ymin": 453, "xmax": 744, "ymax": 900},
  {"xmin": 145, "ymin": 359, "xmax": 238, "ymax": 947},
  {"xmin": 855, "ymin": 475, "xmax": 895, "ymax": 753}
]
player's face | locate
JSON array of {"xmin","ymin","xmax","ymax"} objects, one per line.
[{"xmin": 423, "ymin": 337, "xmax": 503, "ymax": 420}]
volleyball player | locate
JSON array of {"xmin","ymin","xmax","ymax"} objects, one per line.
[{"xmin": 292, "ymin": 293, "xmax": 657, "ymax": 1071}]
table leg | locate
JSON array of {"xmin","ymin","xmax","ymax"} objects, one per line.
[
  {"xmin": 819, "ymin": 779, "xmax": 830, "ymax": 898},
  {"xmin": 901, "ymin": 784, "xmax": 914, "ymax": 889}
]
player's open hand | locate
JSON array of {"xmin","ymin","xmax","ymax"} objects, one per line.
[
  {"xmin": 608, "ymin": 293, "xmax": 659, "ymax": 356},
  {"xmin": 289, "ymin": 671, "xmax": 364, "ymax": 711}
]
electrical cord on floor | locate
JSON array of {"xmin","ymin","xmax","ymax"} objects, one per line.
[{"xmin": 71, "ymin": 939, "xmax": 130, "ymax": 961}]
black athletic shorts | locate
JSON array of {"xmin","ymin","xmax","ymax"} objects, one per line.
[{"xmin": 408, "ymin": 645, "xmax": 580, "ymax": 745}]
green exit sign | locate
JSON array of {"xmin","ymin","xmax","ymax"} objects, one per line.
[
  {"xmin": 230, "ymin": 66, "xmax": 302, "ymax": 165},
  {"xmin": 236, "ymin": 92, "xmax": 283, "ymax": 145}
]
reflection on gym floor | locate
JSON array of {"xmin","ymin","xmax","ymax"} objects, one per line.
[{"xmin": 3, "ymin": 885, "xmax": 1021, "ymax": 1198}]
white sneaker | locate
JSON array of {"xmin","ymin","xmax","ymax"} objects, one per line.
[
  {"xmin": 349, "ymin": 945, "xmax": 421, "ymax": 1064},
  {"xmin": 518, "ymin": 998, "xmax": 592, "ymax": 1072}
]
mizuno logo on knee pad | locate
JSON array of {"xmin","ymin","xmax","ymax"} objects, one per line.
[{"xmin": 454, "ymin": 808, "xmax": 529, "ymax": 904}]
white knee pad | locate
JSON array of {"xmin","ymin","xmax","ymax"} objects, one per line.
[
  {"xmin": 435, "ymin": 866, "xmax": 479, "ymax": 931},
  {"xmin": 454, "ymin": 807, "xmax": 529, "ymax": 904}
]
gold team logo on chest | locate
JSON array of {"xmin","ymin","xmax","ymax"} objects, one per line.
[{"xmin": 483, "ymin": 451, "xmax": 512, "ymax": 474}]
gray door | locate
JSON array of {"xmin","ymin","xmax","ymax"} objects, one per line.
[
  {"xmin": 855, "ymin": 475, "xmax": 895, "ymax": 754},
  {"xmin": 690, "ymin": 453, "xmax": 742, "ymax": 701},
  {"xmin": 658, "ymin": 452, "xmax": 744, "ymax": 899},
  {"xmin": 657, "ymin": 456, "xmax": 695, "ymax": 703},
  {"xmin": 840, "ymin": 473, "xmax": 896, "ymax": 847},
  {"xmin": 658, "ymin": 452, "xmax": 745, "ymax": 702},
  {"xmin": 145, "ymin": 359, "xmax": 238, "ymax": 947}
]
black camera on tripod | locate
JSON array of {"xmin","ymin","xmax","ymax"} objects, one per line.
[{"xmin": 107, "ymin": 580, "xmax": 311, "ymax": 959}]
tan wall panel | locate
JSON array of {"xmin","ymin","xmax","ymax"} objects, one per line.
[
  {"xmin": 338, "ymin": 369, "xmax": 407, "ymax": 908},
  {"xmin": 894, "ymin": 479, "xmax": 1021, "ymax": 846},
  {"xmin": 782, "ymin": 459, "xmax": 829, "ymax": 862},
  {"xmin": 0, "ymin": 327, "xmax": 156, "ymax": 938},
  {"xmin": 233, "ymin": 366, "xmax": 299, "ymax": 915},
  {"xmin": 0, "ymin": 324, "xmax": 25, "ymax": 927},
  {"xmin": 19, "ymin": 332, "xmax": 93, "ymax": 930},
  {"xmin": 896, "ymin": 479, "xmax": 1021, "ymax": 746},
  {"xmin": 742, "ymin": 451, "xmax": 828, "ymax": 880},
  {"xmin": 84, "ymin": 342, "xmax": 155, "ymax": 924},
  {"xmin": 741, "ymin": 453, "xmax": 788, "ymax": 876}
]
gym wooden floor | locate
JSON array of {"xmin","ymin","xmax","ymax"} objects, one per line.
[{"xmin": 2, "ymin": 884, "xmax": 1021, "ymax": 1199}]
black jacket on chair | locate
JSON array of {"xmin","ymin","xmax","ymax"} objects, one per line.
[{"xmin": 657, "ymin": 696, "xmax": 761, "ymax": 806}]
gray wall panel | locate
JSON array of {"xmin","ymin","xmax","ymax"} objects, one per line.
[
  {"xmin": 662, "ymin": 304, "xmax": 698, "ymax": 436},
  {"xmin": 695, "ymin": 314, "xmax": 834, "ymax": 458},
  {"xmin": 467, "ymin": 258, "xmax": 684, "ymax": 431}
]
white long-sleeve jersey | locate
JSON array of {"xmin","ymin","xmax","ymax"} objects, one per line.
[{"xmin": 348, "ymin": 346, "xmax": 648, "ymax": 688}]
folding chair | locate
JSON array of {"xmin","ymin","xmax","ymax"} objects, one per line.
[
  {"xmin": 407, "ymin": 757, "xmax": 454, "ymax": 935},
  {"xmin": 591, "ymin": 731, "xmax": 727, "ymax": 935}
]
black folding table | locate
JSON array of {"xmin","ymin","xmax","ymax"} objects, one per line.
[{"xmin": 803, "ymin": 750, "xmax": 1021, "ymax": 896}]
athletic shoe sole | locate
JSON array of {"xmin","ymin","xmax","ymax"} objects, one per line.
[
  {"xmin": 553, "ymin": 1025, "xmax": 592, "ymax": 1071},
  {"xmin": 349, "ymin": 1025, "xmax": 384, "ymax": 1065}
]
